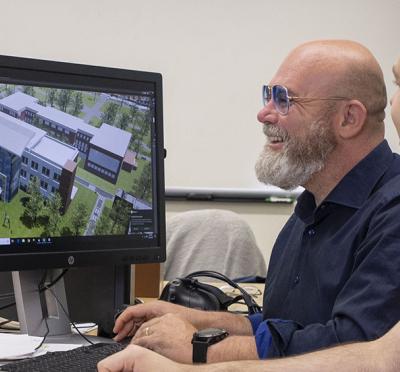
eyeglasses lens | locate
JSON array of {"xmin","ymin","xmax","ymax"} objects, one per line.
[
  {"xmin": 262, "ymin": 85, "xmax": 271, "ymax": 106},
  {"xmin": 273, "ymin": 85, "xmax": 289, "ymax": 115},
  {"xmin": 262, "ymin": 85, "xmax": 290, "ymax": 115}
]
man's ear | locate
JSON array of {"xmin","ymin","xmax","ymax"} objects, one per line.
[{"xmin": 338, "ymin": 100, "xmax": 367, "ymax": 139}]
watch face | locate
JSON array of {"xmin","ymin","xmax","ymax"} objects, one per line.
[{"xmin": 197, "ymin": 328, "xmax": 227, "ymax": 338}]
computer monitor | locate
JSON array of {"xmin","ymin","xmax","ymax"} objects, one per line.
[{"xmin": 0, "ymin": 55, "xmax": 166, "ymax": 338}]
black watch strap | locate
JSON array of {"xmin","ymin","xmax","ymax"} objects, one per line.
[
  {"xmin": 192, "ymin": 340, "xmax": 209, "ymax": 363},
  {"xmin": 192, "ymin": 328, "xmax": 229, "ymax": 363}
]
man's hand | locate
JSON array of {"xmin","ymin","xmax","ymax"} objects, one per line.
[
  {"xmin": 113, "ymin": 301, "xmax": 190, "ymax": 342},
  {"xmin": 132, "ymin": 313, "xmax": 197, "ymax": 364},
  {"xmin": 97, "ymin": 344, "xmax": 185, "ymax": 372}
]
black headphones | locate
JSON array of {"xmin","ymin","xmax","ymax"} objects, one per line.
[{"xmin": 160, "ymin": 270, "xmax": 262, "ymax": 315}]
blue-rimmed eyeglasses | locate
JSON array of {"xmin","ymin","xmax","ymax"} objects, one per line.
[{"xmin": 262, "ymin": 85, "xmax": 350, "ymax": 115}]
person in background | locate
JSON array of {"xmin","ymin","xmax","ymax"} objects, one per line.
[
  {"xmin": 391, "ymin": 57, "xmax": 400, "ymax": 137},
  {"xmin": 99, "ymin": 46, "xmax": 400, "ymax": 369}
]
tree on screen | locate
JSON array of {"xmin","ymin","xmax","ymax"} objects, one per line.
[
  {"xmin": 132, "ymin": 162, "xmax": 151, "ymax": 202},
  {"xmin": 25, "ymin": 178, "xmax": 44, "ymax": 226},
  {"xmin": 57, "ymin": 89, "xmax": 73, "ymax": 112},
  {"xmin": 118, "ymin": 111, "xmax": 131, "ymax": 131},
  {"xmin": 46, "ymin": 88, "xmax": 57, "ymax": 107},
  {"xmin": 129, "ymin": 105, "xmax": 138, "ymax": 123},
  {"xmin": 71, "ymin": 92, "xmax": 84, "ymax": 116},
  {"xmin": 5, "ymin": 85, "xmax": 15, "ymax": 96},
  {"xmin": 45, "ymin": 192, "xmax": 62, "ymax": 236},
  {"xmin": 22, "ymin": 86, "xmax": 35, "ymax": 97},
  {"xmin": 94, "ymin": 209, "xmax": 112, "ymax": 235},
  {"xmin": 132, "ymin": 116, "xmax": 150, "ymax": 154},
  {"xmin": 70, "ymin": 202, "xmax": 89, "ymax": 236},
  {"xmin": 101, "ymin": 102, "xmax": 119, "ymax": 126},
  {"xmin": 109, "ymin": 199, "xmax": 131, "ymax": 234}
]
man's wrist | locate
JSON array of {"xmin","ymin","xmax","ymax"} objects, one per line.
[
  {"xmin": 188, "ymin": 310, "xmax": 253, "ymax": 335},
  {"xmin": 207, "ymin": 335, "xmax": 258, "ymax": 363}
]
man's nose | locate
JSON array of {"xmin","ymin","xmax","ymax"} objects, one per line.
[{"xmin": 257, "ymin": 100, "xmax": 279, "ymax": 124}]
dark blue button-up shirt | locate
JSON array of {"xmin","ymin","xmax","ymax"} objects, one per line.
[{"xmin": 249, "ymin": 140, "xmax": 400, "ymax": 357}]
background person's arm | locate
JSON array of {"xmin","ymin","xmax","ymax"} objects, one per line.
[
  {"xmin": 203, "ymin": 323, "xmax": 400, "ymax": 371},
  {"xmin": 99, "ymin": 323, "xmax": 400, "ymax": 372},
  {"xmin": 199, "ymin": 327, "xmax": 396, "ymax": 372}
]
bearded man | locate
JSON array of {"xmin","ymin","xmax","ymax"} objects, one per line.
[{"xmin": 111, "ymin": 40, "xmax": 400, "ymax": 363}]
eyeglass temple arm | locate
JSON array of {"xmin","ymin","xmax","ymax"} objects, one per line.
[{"xmin": 289, "ymin": 96, "xmax": 350, "ymax": 102}]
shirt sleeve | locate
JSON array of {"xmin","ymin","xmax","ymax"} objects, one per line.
[
  {"xmin": 247, "ymin": 313, "xmax": 263, "ymax": 333},
  {"xmin": 248, "ymin": 314, "xmax": 294, "ymax": 358},
  {"xmin": 247, "ymin": 314, "xmax": 272, "ymax": 358}
]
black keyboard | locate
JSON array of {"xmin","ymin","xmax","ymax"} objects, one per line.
[{"xmin": 0, "ymin": 341, "xmax": 126, "ymax": 372}]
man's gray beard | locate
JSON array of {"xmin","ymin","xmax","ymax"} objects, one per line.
[{"xmin": 255, "ymin": 117, "xmax": 337, "ymax": 190}]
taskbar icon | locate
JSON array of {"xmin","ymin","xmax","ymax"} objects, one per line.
[{"xmin": 10, "ymin": 237, "xmax": 52, "ymax": 245}]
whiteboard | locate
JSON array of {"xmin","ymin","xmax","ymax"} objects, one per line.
[
  {"xmin": 0, "ymin": 0, "xmax": 398, "ymax": 193},
  {"xmin": 165, "ymin": 186, "xmax": 303, "ymax": 202}
]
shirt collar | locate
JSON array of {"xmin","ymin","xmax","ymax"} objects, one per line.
[{"xmin": 295, "ymin": 140, "xmax": 393, "ymax": 220}]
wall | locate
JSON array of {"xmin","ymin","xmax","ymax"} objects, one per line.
[{"xmin": 1, "ymin": 0, "xmax": 399, "ymax": 262}]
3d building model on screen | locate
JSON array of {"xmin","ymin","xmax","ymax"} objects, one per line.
[{"xmin": 0, "ymin": 86, "xmax": 153, "ymax": 239}]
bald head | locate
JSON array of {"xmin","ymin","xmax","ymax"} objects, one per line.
[{"xmin": 280, "ymin": 40, "xmax": 387, "ymax": 126}]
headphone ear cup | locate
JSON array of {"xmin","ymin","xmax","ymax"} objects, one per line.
[{"xmin": 159, "ymin": 278, "xmax": 225, "ymax": 310}]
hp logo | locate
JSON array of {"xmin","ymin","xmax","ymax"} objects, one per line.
[{"xmin": 68, "ymin": 256, "xmax": 75, "ymax": 265}]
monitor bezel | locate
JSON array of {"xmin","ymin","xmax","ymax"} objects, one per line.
[{"xmin": 0, "ymin": 55, "xmax": 166, "ymax": 271}]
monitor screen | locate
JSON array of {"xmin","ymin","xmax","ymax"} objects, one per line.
[{"xmin": 0, "ymin": 55, "xmax": 166, "ymax": 271}]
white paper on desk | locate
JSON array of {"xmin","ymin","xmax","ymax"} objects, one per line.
[
  {"xmin": 0, "ymin": 333, "xmax": 43, "ymax": 359},
  {"xmin": 41, "ymin": 343, "xmax": 82, "ymax": 352},
  {"xmin": 71, "ymin": 322, "xmax": 97, "ymax": 334}
]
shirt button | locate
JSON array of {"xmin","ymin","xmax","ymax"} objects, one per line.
[
  {"xmin": 294, "ymin": 275, "xmax": 300, "ymax": 285},
  {"xmin": 308, "ymin": 228, "xmax": 316, "ymax": 236}
]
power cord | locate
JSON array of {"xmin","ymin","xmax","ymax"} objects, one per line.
[
  {"xmin": 1, "ymin": 269, "xmax": 96, "ymax": 349},
  {"xmin": 35, "ymin": 271, "xmax": 51, "ymax": 350},
  {"xmin": 0, "ymin": 269, "xmax": 70, "ymax": 313},
  {"xmin": 186, "ymin": 270, "xmax": 262, "ymax": 314},
  {"xmin": 44, "ymin": 286, "xmax": 94, "ymax": 345},
  {"xmin": 0, "ymin": 319, "xmax": 13, "ymax": 327}
]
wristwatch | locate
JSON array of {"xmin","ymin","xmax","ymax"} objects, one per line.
[{"xmin": 191, "ymin": 328, "xmax": 229, "ymax": 363}]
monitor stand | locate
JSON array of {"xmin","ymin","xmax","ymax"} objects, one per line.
[
  {"xmin": 12, "ymin": 269, "xmax": 70, "ymax": 337},
  {"xmin": 12, "ymin": 270, "xmax": 107, "ymax": 344}
]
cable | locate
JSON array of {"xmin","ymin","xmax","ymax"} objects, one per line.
[
  {"xmin": 33, "ymin": 269, "xmax": 93, "ymax": 346},
  {"xmin": 34, "ymin": 313, "xmax": 49, "ymax": 350},
  {"xmin": 0, "ymin": 319, "xmax": 12, "ymax": 327},
  {"xmin": 1, "ymin": 268, "xmax": 89, "ymax": 347},
  {"xmin": 46, "ymin": 286, "xmax": 94, "ymax": 345},
  {"xmin": 39, "ymin": 269, "xmax": 94, "ymax": 344},
  {"xmin": 186, "ymin": 270, "xmax": 262, "ymax": 314},
  {"xmin": 35, "ymin": 272, "xmax": 51, "ymax": 350},
  {"xmin": 0, "ymin": 269, "xmax": 69, "ymax": 314},
  {"xmin": 41, "ymin": 269, "xmax": 69, "ymax": 290}
]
